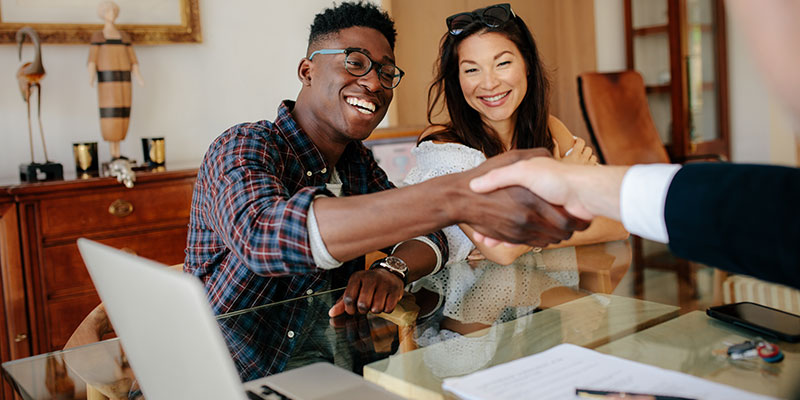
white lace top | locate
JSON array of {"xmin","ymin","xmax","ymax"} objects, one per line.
[
  {"xmin": 404, "ymin": 142, "xmax": 486, "ymax": 265},
  {"xmin": 403, "ymin": 142, "xmax": 579, "ymax": 325}
]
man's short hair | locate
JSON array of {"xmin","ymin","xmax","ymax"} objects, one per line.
[{"xmin": 309, "ymin": 1, "xmax": 396, "ymax": 50}]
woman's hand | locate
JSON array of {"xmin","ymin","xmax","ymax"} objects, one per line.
[
  {"xmin": 467, "ymin": 248, "xmax": 486, "ymax": 262},
  {"xmin": 467, "ymin": 248, "xmax": 486, "ymax": 268},
  {"xmin": 555, "ymin": 137, "xmax": 597, "ymax": 165}
]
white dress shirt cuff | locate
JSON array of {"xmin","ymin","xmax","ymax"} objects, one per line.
[
  {"xmin": 620, "ymin": 164, "xmax": 682, "ymax": 243},
  {"xmin": 392, "ymin": 236, "xmax": 443, "ymax": 277},
  {"xmin": 307, "ymin": 198, "xmax": 343, "ymax": 270}
]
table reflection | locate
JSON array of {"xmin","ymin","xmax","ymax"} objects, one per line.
[
  {"xmin": 3, "ymin": 240, "xmax": 644, "ymax": 400},
  {"xmin": 212, "ymin": 240, "xmax": 632, "ymax": 381}
]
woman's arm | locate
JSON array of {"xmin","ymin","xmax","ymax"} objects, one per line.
[
  {"xmin": 548, "ymin": 116, "xmax": 576, "ymax": 158},
  {"xmin": 549, "ymin": 116, "xmax": 598, "ymax": 164},
  {"xmin": 545, "ymin": 216, "xmax": 628, "ymax": 249},
  {"xmin": 459, "ymin": 223, "xmax": 531, "ymax": 265},
  {"xmin": 458, "ymin": 116, "xmax": 607, "ymax": 264},
  {"xmin": 460, "ymin": 216, "xmax": 629, "ymax": 261},
  {"xmin": 546, "ymin": 116, "xmax": 627, "ymax": 247}
]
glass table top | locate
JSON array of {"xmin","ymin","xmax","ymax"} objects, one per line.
[
  {"xmin": 595, "ymin": 311, "xmax": 800, "ymax": 399},
  {"xmin": 2, "ymin": 239, "xmax": 796, "ymax": 399}
]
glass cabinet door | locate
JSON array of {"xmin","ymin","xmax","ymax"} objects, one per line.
[
  {"xmin": 628, "ymin": 0, "xmax": 728, "ymax": 158},
  {"xmin": 685, "ymin": 0, "xmax": 720, "ymax": 145},
  {"xmin": 630, "ymin": 0, "xmax": 673, "ymax": 146}
]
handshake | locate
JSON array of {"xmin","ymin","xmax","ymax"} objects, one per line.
[{"xmin": 459, "ymin": 148, "xmax": 626, "ymax": 248}]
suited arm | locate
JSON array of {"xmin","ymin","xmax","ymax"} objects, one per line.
[{"xmin": 664, "ymin": 163, "xmax": 800, "ymax": 289}]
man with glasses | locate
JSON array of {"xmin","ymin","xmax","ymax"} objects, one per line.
[{"xmin": 185, "ymin": 2, "xmax": 587, "ymax": 379}]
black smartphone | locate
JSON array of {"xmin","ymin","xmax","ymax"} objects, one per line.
[{"xmin": 707, "ymin": 302, "xmax": 800, "ymax": 342}]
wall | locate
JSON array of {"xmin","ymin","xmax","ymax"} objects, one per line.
[
  {"xmin": 593, "ymin": 0, "xmax": 626, "ymax": 72},
  {"xmin": 3, "ymin": 0, "xmax": 794, "ymax": 183},
  {"xmin": 0, "ymin": 0, "xmax": 357, "ymax": 182}
]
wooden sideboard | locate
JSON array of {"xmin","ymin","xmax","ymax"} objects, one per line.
[{"xmin": 0, "ymin": 168, "xmax": 196, "ymax": 397}]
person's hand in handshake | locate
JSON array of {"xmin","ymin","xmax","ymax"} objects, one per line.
[
  {"xmin": 469, "ymin": 156, "xmax": 629, "ymax": 246},
  {"xmin": 449, "ymin": 149, "xmax": 592, "ymax": 247}
]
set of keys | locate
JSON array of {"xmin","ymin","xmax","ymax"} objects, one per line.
[{"xmin": 714, "ymin": 338, "xmax": 784, "ymax": 363}]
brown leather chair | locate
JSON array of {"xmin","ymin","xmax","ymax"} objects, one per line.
[
  {"xmin": 577, "ymin": 71, "xmax": 671, "ymax": 165},
  {"xmin": 577, "ymin": 71, "xmax": 697, "ymax": 308}
]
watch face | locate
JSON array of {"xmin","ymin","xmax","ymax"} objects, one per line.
[{"xmin": 383, "ymin": 256, "xmax": 408, "ymax": 275}]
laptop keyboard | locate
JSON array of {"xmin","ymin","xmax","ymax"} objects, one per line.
[{"xmin": 246, "ymin": 384, "xmax": 293, "ymax": 400}]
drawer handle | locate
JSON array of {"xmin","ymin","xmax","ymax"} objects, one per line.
[
  {"xmin": 14, "ymin": 333, "xmax": 27, "ymax": 343},
  {"xmin": 108, "ymin": 199, "xmax": 134, "ymax": 217}
]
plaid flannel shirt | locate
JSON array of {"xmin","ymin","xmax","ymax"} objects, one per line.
[{"xmin": 185, "ymin": 101, "xmax": 448, "ymax": 380}]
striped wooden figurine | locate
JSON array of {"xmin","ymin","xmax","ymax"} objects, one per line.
[{"xmin": 87, "ymin": 1, "xmax": 143, "ymax": 160}]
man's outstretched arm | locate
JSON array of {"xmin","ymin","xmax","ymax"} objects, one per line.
[
  {"xmin": 469, "ymin": 156, "xmax": 629, "ymax": 222},
  {"xmin": 469, "ymin": 155, "xmax": 800, "ymax": 289},
  {"xmin": 315, "ymin": 149, "xmax": 590, "ymax": 317},
  {"xmin": 313, "ymin": 149, "xmax": 591, "ymax": 261},
  {"xmin": 468, "ymin": 155, "xmax": 678, "ymax": 245}
]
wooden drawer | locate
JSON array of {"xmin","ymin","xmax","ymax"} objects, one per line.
[
  {"xmin": 45, "ymin": 293, "xmax": 102, "ymax": 351},
  {"xmin": 40, "ymin": 226, "xmax": 189, "ymax": 352},
  {"xmin": 41, "ymin": 227, "xmax": 189, "ymax": 299},
  {"xmin": 2, "ymin": 168, "xmax": 198, "ymax": 368},
  {"xmin": 39, "ymin": 181, "xmax": 193, "ymax": 238}
]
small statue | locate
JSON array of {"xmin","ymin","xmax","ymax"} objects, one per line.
[
  {"xmin": 16, "ymin": 27, "xmax": 63, "ymax": 182},
  {"xmin": 107, "ymin": 158, "xmax": 136, "ymax": 188},
  {"xmin": 88, "ymin": 1, "xmax": 144, "ymax": 187}
]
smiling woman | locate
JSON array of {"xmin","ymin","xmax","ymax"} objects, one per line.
[{"xmin": 402, "ymin": 3, "xmax": 628, "ymax": 327}]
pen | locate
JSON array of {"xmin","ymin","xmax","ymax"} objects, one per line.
[{"xmin": 575, "ymin": 388, "xmax": 697, "ymax": 400}]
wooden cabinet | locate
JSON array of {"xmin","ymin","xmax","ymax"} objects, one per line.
[
  {"xmin": 0, "ymin": 169, "xmax": 196, "ymax": 368},
  {"xmin": 0, "ymin": 194, "xmax": 22, "ymax": 400},
  {"xmin": 624, "ymin": 0, "xmax": 730, "ymax": 160}
]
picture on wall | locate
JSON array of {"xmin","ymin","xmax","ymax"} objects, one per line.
[
  {"xmin": 0, "ymin": 0, "xmax": 201, "ymax": 43},
  {"xmin": 365, "ymin": 136, "xmax": 418, "ymax": 187}
]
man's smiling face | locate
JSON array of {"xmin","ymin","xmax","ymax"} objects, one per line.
[{"xmin": 304, "ymin": 26, "xmax": 395, "ymax": 142}]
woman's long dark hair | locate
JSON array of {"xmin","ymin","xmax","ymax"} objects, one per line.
[{"xmin": 423, "ymin": 13, "xmax": 553, "ymax": 157}]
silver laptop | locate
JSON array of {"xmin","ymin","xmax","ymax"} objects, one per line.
[{"xmin": 77, "ymin": 238, "xmax": 404, "ymax": 400}]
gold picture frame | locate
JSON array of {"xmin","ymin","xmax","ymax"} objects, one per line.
[{"xmin": 0, "ymin": 0, "xmax": 201, "ymax": 44}]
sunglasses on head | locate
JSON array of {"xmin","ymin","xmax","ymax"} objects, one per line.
[{"xmin": 446, "ymin": 3, "xmax": 515, "ymax": 35}]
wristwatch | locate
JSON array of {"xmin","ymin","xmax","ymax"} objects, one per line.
[{"xmin": 370, "ymin": 256, "xmax": 408, "ymax": 284}]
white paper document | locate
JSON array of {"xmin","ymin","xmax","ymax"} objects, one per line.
[{"xmin": 441, "ymin": 344, "xmax": 775, "ymax": 400}]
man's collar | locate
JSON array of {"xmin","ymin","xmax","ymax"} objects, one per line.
[{"xmin": 275, "ymin": 101, "xmax": 367, "ymax": 173}]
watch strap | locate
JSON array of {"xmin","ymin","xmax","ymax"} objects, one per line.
[{"xmin": 370, "ymin": 256, "xmax": 408, "ymax": 284}]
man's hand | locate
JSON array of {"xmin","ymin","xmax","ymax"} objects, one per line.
[
  {"xmin": 328, "ymin": 268, "xmax": 404, "ymax": 317},
  {"xmin": 472, "ymin": 157, "xmax": 594, "ymax": 220},
  {"xmin": 469, "ymin": 157, "xmax": 630, "ymax": 245},
  {"xmin": 452, "ymin": 149, "xmax": 592, "ymax": 247}
]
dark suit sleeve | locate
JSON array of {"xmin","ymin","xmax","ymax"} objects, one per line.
[{"xmin": 664, "ymin": 163, "xmax": 800, "ymax": 289}]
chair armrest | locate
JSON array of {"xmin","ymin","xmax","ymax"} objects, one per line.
[{"xmin": 373, "ymin": 293, "xmax": 419, "ymax": 327}]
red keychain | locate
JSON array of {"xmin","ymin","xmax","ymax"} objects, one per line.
[
  {"xmin": 720, "ymin": 339, "xmax": 784, "ymax": 363},
  {"xmin": 756, "ymin": 341, "xmax": 784, "ymax": 363}
]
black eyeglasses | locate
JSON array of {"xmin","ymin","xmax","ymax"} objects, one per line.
[
  {"xmin": 308, "ymin": 47, "xmax": 405, "ymax": 89},
  {"xmin": 446, "ymin": 3, "xmax": 515, "ymax": 35}
]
